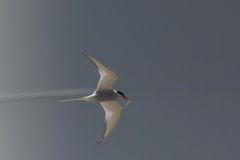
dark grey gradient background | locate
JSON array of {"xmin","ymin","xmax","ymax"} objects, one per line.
[{"xmin": 0, "ymin": 1, "xmax": 240, "ymax": 160}]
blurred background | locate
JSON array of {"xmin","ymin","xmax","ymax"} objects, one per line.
[{"xmin": 0, "ymin": 1, "xmax": 239, "ymax": 160}]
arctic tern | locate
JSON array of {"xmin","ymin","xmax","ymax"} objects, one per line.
[{"xmin": 61, "ymin": 53, "xmax": 130, "ymax": 144}]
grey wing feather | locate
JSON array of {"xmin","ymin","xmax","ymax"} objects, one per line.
[
  {"xmin": 83, "ymin": 53, "xmax": 118, "ymax": 91},
  {"xmin": 98, "ymin": 101, "xmax": 122, "ymax": 144}
]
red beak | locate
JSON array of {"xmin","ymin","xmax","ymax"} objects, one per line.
[{"xmin": 123, "ymin": 96, "xmax": 129, "ymax": 100}]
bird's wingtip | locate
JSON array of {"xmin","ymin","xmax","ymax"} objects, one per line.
[{"xmin": 97, "ymin": 139, "xmax": 103, "ymax": 144}]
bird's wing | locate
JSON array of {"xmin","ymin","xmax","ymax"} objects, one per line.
[
  {"xmin": 83, "ymin": 53, "xmax": 118, "ymax": 92},
  {"xmin": 98, "ymin": 101, "xmax": 122, "ymax": 144}
]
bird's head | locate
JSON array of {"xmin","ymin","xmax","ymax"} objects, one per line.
[{"xmin": 116, "ymin": 91, "xmax": 129, "ymax": 100}]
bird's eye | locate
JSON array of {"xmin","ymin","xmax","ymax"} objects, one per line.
[{"xmin": 117, "ymin": 91, "xmax": 124, "ymax": 96}]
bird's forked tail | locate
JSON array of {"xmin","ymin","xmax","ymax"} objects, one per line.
[{"xmin": 59, "ymin": 97, "xmax": 86, "ymax": 102}]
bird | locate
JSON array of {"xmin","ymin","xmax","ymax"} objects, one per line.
[{"xmin": 60, "ymin": 53, "xmax": 130, "ymax": 144}]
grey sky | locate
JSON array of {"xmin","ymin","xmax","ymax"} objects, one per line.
[{"xmin": 0, "ymin": 1, "xmax": 239, "ymax": 160}]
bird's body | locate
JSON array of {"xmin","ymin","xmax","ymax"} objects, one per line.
[
  {"xmin": 61, "ymin": 53, "xmax": 130, "ymax": 144},
  {"xmin": 64, "ymin": 90, "xmax": 123, "ymax": 102}
]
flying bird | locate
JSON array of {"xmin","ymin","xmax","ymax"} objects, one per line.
[{"xmin": 61, "ymin": 53, "xmax": 130, "ymax": 144}]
